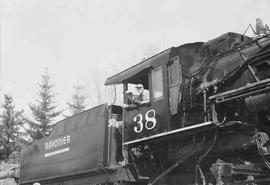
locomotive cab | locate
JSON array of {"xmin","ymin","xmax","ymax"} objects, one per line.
[
  {"xmin": 105, "ymin": 48, "xmax": 205, "ymax": 145},
  {"xmin": 121, "ymin": 51, "xmax": 172, "ymax": 144}
]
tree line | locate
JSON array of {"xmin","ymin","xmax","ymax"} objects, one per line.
[{"xmin": 0, "ymin": 71, "xmax": 89, "ymax": 162}]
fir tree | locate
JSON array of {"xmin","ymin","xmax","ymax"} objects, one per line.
[
  {"xmin": 27, "ymin": 71, "xmax": 61, "ymax": 141},
  {"xmin": 0, "ymin": 94, "xmax": 25, "ymax": 161},
  {"xmin": 67, "ymin": 83, "xmax": 87, "ymax": 116}
]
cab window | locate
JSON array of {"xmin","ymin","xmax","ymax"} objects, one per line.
[
  {"xmin": 123, "ymin": 72, "xmax": 150, "ymax": 107},
  {"xmin": 152, "ymin": 67, "xmax": 163, "ymax": 100}
]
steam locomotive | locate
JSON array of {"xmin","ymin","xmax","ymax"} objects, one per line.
[{"xmin": 20, "ymin": 22, "xmax": 270, "ymax": 185}]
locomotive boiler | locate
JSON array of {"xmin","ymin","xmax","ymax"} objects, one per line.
[{"xmin": 20, "ymin": 24, "xmax": 270, "ymax": 185}]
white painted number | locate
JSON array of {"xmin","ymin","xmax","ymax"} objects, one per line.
[
  {"xmin": 133, "ymin": 114, "xmax": 143, "ymax": 133},
  {"xmin": 145, "ymin": 110, "xmax": 156, "ymax": 130},
  {"xmin": 133, "ymin": 109, "xmax": 157, "ymax": 133}
]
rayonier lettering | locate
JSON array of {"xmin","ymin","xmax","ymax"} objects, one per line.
[{"xmin": 45, "ymin": 135, "xmax": 71, "ymax": 151}]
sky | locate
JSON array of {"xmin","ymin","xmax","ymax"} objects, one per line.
[{"xmin": 0, "ymin": 0, "xmax": 270, "ymax": 117}]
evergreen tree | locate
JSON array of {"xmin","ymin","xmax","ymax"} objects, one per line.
[
  {"xmin": 27, "ymin": 71, "xmax": 61, "ymax": 141},
  {"xmin": 0, "ymin": 94, "xmax": 25, "ymax": 161},
  {"xmin": 67, "ymin": 83, "xmax": 87, "ymax": 116}
]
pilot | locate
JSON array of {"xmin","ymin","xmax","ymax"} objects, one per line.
[
  {"xmin": 126, "ymin": 90, "xmax": 135, "ymax": 104},
  {"xmin": 123, "ymin": 90, "xmax": 137, "ymax": 109},
  {"xmin": 134, "ymin": 84, "xmax": 150, "ymax": 105}
]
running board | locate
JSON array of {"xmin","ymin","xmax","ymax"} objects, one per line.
[{"xmin": 123, "ymin": 121, "xmax": 213, "ymax": 145}]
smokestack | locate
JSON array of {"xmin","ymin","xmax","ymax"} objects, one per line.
[{"xmin": 256, "ymin": 18, "xmax": 265, "ymax": 35}]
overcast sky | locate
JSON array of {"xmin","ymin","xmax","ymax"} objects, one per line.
[{"xmin": 1, "ymin": 0, "xmax": 270, "ymax": 116}]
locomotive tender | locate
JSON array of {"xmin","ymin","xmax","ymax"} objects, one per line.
[{"xmin": 20, "ymin": 25, "xmax": 270, "ymax": 184}]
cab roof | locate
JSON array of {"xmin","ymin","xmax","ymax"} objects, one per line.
[{"xmin": 104, "ymin": 48, "xmax": 172, "ymax": 85}]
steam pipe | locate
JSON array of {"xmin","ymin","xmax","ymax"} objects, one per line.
[
  {"xmin": 195, "ymin": 129, "xmax": 218, "ymax": 185},
  {"xmin": 203, "ymin": 89, "xmax": 207, "ymax": 122},
  {"xmin": 198, "ymin": 166, "xmax": 206, "ymax": 185}
]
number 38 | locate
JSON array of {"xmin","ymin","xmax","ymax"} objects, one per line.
[{"xmin": 133, "ymin": 109, "xmax": 157, "ymax": 133}]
